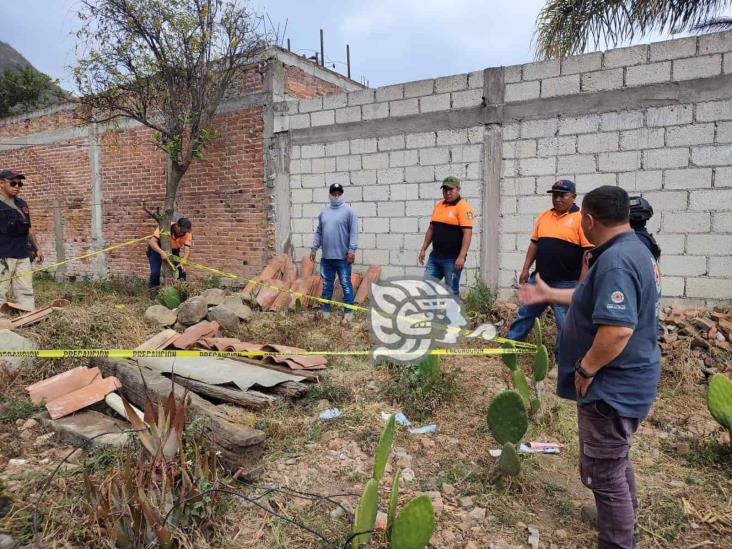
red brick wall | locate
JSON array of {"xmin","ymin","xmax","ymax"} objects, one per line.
[{"xmin": 286, "ymin": 65, "xmax": 343, "ymax": 98}]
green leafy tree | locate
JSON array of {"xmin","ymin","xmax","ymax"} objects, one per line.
[
  {"xmin": 0, "ymin": 67, "xmax": 62, "ymax": 117},
  {"xmin": 74, "ymin": 0, "xmax": 269, "ymax": 247},
  {"xmin": 536, "ymin": 0, "xmax": 732, "ymax": 59}
]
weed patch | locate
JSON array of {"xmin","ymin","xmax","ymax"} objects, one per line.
[{"xmin": 385, "ymin": 362, "xmax": 458, "ymax": 422}]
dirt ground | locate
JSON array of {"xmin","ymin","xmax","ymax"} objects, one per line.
[{"xmin": 0, "ymin": 276, "xmax": 730, "ymax": 548}]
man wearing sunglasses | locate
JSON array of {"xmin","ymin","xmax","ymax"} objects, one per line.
[{"xmin": 0, "ymin": 170, "xmax": 43, "ymax": 310}]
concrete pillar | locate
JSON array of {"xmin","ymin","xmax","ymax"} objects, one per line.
[{"xmin": 88, "ymin": 123, "xmax": 108, "ymax": 278}]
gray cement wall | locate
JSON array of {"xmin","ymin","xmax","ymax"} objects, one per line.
[{"xmin": 275, "ymin": 31, "xmax": 732, "ymax": 305}]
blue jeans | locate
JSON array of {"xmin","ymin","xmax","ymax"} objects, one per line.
[
  {"xmin": 424, "ymin": 254, "xmax": 462, "ymax": 296},
  {"xmin": 506, "ymin": 276, "xmax": 576, "ymax": 359},
  {"xmin": 320, "ymin": 258, "xmax": 354, "ymax": 314},
  {"xmin": 147, "ymin": 247, "xmax": 186, "ymax": 288}
]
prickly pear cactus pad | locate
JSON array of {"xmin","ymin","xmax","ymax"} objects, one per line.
[
  {"xmin": 497, "ymin": 442, "xmax": 521, "ymax": 476},
  {"xmin": 390, "ymin": 494, "xmax": 435, "ymax": 549},
  {"xmin": 707, "ymin": 373, "xmax": 732, "ymax": 431},
  {"xmin": 512, "ymin": 369, "xmax": 530, "ymax": 405},
  {"xmin": 486, "ymin": 390, "xmax": 528, "ymax": 445},
  {"xmin": 501, "ymin": 341, "xmax": 517, "ymax": 371},
  {"xmin": 352, "ymin": 479, "xmax": 379, "ymax": 548},
  {"xmin": 533, "ymin": 344, "xmax": 549, "ymax": 382}
]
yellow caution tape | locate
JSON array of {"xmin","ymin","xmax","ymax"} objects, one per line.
[{"xmin": 0, "ymin": 347, "xmax": 535, "ymax": 359}]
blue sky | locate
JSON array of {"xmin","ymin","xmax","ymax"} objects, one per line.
[{"xmin": 0, "ymin": 0, "xmax": 711, "ymax": 91}]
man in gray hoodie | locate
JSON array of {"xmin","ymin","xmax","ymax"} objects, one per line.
[{"xmin": 310, "ymin": 183, "xmax": 359, "ymax": 321}]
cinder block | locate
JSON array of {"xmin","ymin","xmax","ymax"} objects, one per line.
[
  {"xmin": 323, "ymin": 93, "xmax": 348, "ymax": 110},
  {"xmin": 501, "ymin": 214, "xmax": 538, "ymax": 232},
  {"xmin": 640, "ymin": 191, "xmax": 688, "ymax": 211},
  {"xmin": 522, "ymin": 59, "xmax": 560, "ymax": 80},
  {"xmin": 406, "ymin": 132, "xmax": 436, "ymax": 149},
  {"xmin": 450, "ymin": 144, "xmax": 482, "ymax": 163},
  {"xmin": 345, "ymin": 186, "xmax": 363, "ymax": 202},
  {"xmin": 717, "ymin": 121, "xmax": 732, "ymax": 143},
  {"xmin": 541, "ymin": 74, "xmax": 580, "ymax": 97},
  {"xmin": 351, "ymin": 202, "xmax": 377, "ymax": 217},
  {"xmin": 537, "ymin": 136, "xmax": 576, "ymax": 157},
  {"xmin": 406, "ymin": 199, "xmax": 435, "ymax": 216},
  {"xmin": 290, "ymin": 188, "xmax": 312, "ymax": 204},
  {"xmin": 325, "ymin": 140, "xmax": 350, "ymax": 157},
  {"xmin": 599, "ymin": 151, "xmax": 641, "ymax": 172},
  {"xmin": 359, "ymin": 234, "xmax": 376, "ymax": 249},
  {"xmin": 325, "ymin": 172, "xmax": 349, "ymax": 186},
  {"xmin": 310, "ymin": 110, "xmax": 335, "ymax": 127},
  {"xmin": 709, "ymin": 256, "xmax": 732, "ymax": 277},
  {"xmin": 368, "ymin": 184, "xmax": 390, "ymax": 201},
  {"xmin": 661, "ymin": 276, "xmax": 685, "ymax": 297},
  {"xmin": 620, "ymin": 128, "xmax": 665, "ymax": 150},
  {"xmin": 505, "ymin": 81, "xmax": 540, "ymax": 102},
  {"xmin": 289, "ymin": 113, "xmax": 310, "ymax": 129},
  {"xmin": 468, "ymin": 126, "xmax": 484, "ymax": 143},
  {"xmin": 661, "ymin": 255, "xmax": 707, "ymax": 276},
  {"xmin": 362, "ymin": 152, "xmax": 389, "ymax": 170},
  {"xmin": 298, "ymin": 96, "xmax": 323, "ymax": 113},
  {"xmin": 435, "ymin": 74, "xmax": 468, "ymax": 93},
  {"xmin": 647, "ymin": 105, "xmax": 693, "ymax": 127},
  {"xmin": 406, "ymin": 165, "xmax": 435, "ymax": 183},
  {"xmin": 664, "ymin": 168, "xmax": 712, "ymax": 189},
  {"xmin": 290, "ymin": 159, "xmax": 310, "ymax": 175},
  {"xmin": 273, "ymin": 114, "xmax": 289, "ymax": 133},
  {"xmin": 335, "ymin": 106, "xmax": 361, "ymax": 124},
  {"xmin": 403, "ymin": 79, "xmax": 435, "ymax": 98},
  {"xmin": 347, "ymin": 89, "xmax": 375, "ymax": 106},
  {"xmin": 290, "ymin": 175, "xmax": 302, "ymax": 189},
  {"xmin": 301, "ymin": 144, "xmax": 325, "ymax": 158},
  {"xmin": 574, "ymin": 173, "xmax": 617, "ymax": 191},
  {"xmin": 377, "ymin": 234, "xmax": 404, "ymax": 250},
  {"xmin": 696, "ymin": 99, "xmax": 732, "ymax": 122},
  {"xmin": 503, "ymin": 122, "xmax": 520, "ymax": 140},
  {"xmin": 361, "ymin": 249, "xmax": 391, "ymax": 264},
  {"xmin": 561, "ymin": 52, "xmax": 602, "ymax": 75},
  {"xmin": 699, "ymin": 31, "xmax": 732, "ymax": 55},
  {"xmin": 437, "ymin": 129, "xmax": 469, "ymax": 146},
  {"xmin": 362, "ymin": 218, "xmax": 390, "ymax": 233},
  {"xmin": 377, "ymin": 135, "xmax": 405, "ymax": 151},
  {"xmin": 390, "ymin": 217, "xmax": 419, "ymax": 233},
  {"xmin": 501, "ymin": 197, "xmax": 517, "ymax": 214},
  {"xmin": 312, "ymin": 157, "xmax": 337, "ymax": 173},
  {"xmin": 302, "ymin": 203, "xmax": 324, "ymax": 218},
  {"xmin": 687, "ymin": 278, "xmax": 732, "ymax": 299},
  {"xmin": 500, "ymin": 252, "xmax": 527, "ymax": 270},
  {"xmin": 452, "ymin": 89, "xmax": 484, "ymax": 108},
  {"xmin": 350, "ymin": 138, "xmax": 377, "ymax": 154},
  {"xmin": 419, "ymin": 147, "xmax": 450, "ymax": 165},
  {"xmin": 521, "ymin": 119, "xmax": 558, "ymax": 138},
  {"xmin": 600, "ymin": 111, "xmax": 644, "ymax": 131},
  {"xmin": 362, "ymin": 102, "xmax": 389, "ymax": 120},
  {"xmin": 691, "ymin": 145, "xmax": 732, "ymax": 166},
  {"xmin": 500, "ymin": 233, "xmax": 517, "ymax": 252},
  {"xmin": 389, "ymin": 150, "xmax": 418, "ymax": 167},
  {"xmin": 650, "ymin": 37, "xmax": 698, "ymax": 62},
  {"xmin": 644, "ymin": 147, "xmax": 689, "ymax": 169},
  {"xmin": 375, "ymin": 84, "xmax": 404, "ymax": 102},
  {"xmin": 690, "ymin": 189, "xmax": 732, "ymax": 211},
  {"xmin": 460, "ymin": 180, "xmax": 481, "ymax": 198},
  {"xmin": 378, "ymin": 201, "xmax": 406, "ymax": 217},
  {"xmin": 626, "ymin": 61, "xmax": 671, "ymax": 86},
  {"xmin": 581, "ymin": 69, "xmax": 623, "ymax": 92},
  {"xmin": 502, "ymin": 159, "xmax": 518, "ymax": 178},
  {"xmin": 517, "ymin": 195, "xmax": 549, "ymax": 214},
  {"xmin": 559, "ymin": 114, "xmax": 600, "ymax": 135},
  {"xmin": 376, "ymin": 168, "xmax": 404, "ymax": 184},
  {"xmin": 661, "ymin": 211, "xmax": 710, "ymax": 233},
  {"xmin": 419, "ymin": 93, "xmax": 451, "ymax": 113},
  {"xmin": 501, "ymin": 177, "xmax": 536, "ymax": 196},
  {"xmin": 725, "ymin": 53, "xmax": 732, "ymax": 74},
  {"xmin": 666, "ymin": 124, "xmax": 715, "ymax": 146},
  {"xmin": 655, "ymin": 234, "xmax": 685, "ymax": 254},
  {"xmin": 504, "ymin": 65, "xmax": 522, "ymax": 83},
  {"xmin": 578, "ymin": 132, "xmax": 619, "ymax": 153},
  {"xmin": 519, "ymin": 157, "xmax": 557, "ymax": 176},
  {"xmin": 434, "ymin": 164, "xmax": 464, "ymax": 181},
  {"xmin": 604, "ymin": 44, "xmax": 648, "ymax": 68},
  {"xmin": 715, "ymin": 167, "xmax": 732, "ymax": 187},
  {"xmin": 291, "ymin": 218, "xmax": 316, "ymax": 233},
  {"xmin": 335, "ymin": 155, "xmax": 361, "ymax": 172},
  {"xmin": 390, "ymin": 183, "xmax": 420, "ymax": 201},
  {"xmin": 618, "ymin": 170, "xmax": 663, "ymax": 191},
  {"xmin": 291, "ymin": 145, "xmax": 301, "ymax": 160},
  {"xmin": 468, "ymin": 70, "xmax": 484, "ymax": 89},
  {"xmin": 558, "ymin": 154, "xmax": 596, "ymax": 174},
  {"xmin": 713, "ymin": 212, "xmax": 732, "ymax": 231},
  {"xmin": 672, "ymin": 55, "xmax": 722, "ymax": 81},
  {"xmin": 389, "ymin": 98, "xmax": 419, "ymax": 117}
]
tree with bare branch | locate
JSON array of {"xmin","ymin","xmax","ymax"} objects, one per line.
[
  {"xmin": 74, "ymin": 0, "xmax": 269, "ymax": 256},
  {"xmin": 535, "ymin": 0, "xmax": 732, "ymax": 59}
]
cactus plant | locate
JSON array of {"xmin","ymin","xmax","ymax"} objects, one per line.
[
  {"xmin": 390, "ymin": 494, "xmax": 436, "ymax": 549},
  {"xmin": 156, "ymin": 286, "xmax": 181, "ymax": 309},
  {"xmin": 497, "ymin": 442, "xmax": 521, "ymax": 476},
  {"xmin": 486, "ymin": 390, "xmax": 528, "ymax": 445},
  {"xmin": 352, "ymin": 478, "xmax": 379, "ymax": 548},
  {"xmin": 512, "ymin": 369, "xmax": 530, "ymax": 406},
  {"xmin": 533, "ymin": 344, "xmax": 549, "ymax": 382},
  {"xmin": 373, "ymin": 414, "xmax": 396, "ymax": 481},
  {"xmin": 533, "ymin": 317, "xmax": 543, "ymax": 347},
  {"xmin": 386, "ymin": 469, "xmax": 401, "ymax": 540},
  {"xmin": 707, "ymin": 373, "xmax": 732, "ymax": 437},
  {"xmin": 501, "ymin": 341, "xmax": 517, "ymax": 371}
]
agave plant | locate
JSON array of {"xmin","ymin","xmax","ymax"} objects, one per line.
[{"xmin": 84, "ymin": 390, "xmax": 218, "ymax": 547}]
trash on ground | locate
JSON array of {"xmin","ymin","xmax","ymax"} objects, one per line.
[{"xmin": 319, "ymin": 408, "xmax": 342, "ymax": 420}]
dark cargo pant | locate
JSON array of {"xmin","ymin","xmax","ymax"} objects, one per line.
[{"xmin": 578, "ymin": 401, "xmax": 641, "ymax": 549}]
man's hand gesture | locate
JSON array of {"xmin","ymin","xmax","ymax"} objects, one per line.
[{"xmin": 518, "ymin": 273, "xmax": 551, "ymax": 305}]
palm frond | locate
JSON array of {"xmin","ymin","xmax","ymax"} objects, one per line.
[
  {"xmin": 535, "ymin": 0, "xmax": 732, "ymax": 59},
  {"xmin": 691, "ymin": 16, "xmax": 732, "ymax": 31}
]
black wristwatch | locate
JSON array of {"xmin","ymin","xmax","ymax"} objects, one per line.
[{"xmin": 574, "ymin": 358, "xmax": 596, "ymax": 379}]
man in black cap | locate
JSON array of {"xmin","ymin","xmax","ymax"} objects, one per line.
[
  {"xmin": 0, "ymin": 170, "xmax": 43, "ymax": 310},
  {"xmin": 507, "ymin": 179, "xmax": 592, "ymax": 360},
  {"xmin": 147, "ymin": 217, "xmax": 193, "ymax": 291},
  {"xmin": 310, "ymin": 183, "xmax": 359, "ymax": 322}
]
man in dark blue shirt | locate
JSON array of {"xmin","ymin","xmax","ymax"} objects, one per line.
[{"xmin": 519, "ymin": 186, "xmax": 661, "ymax": 549}]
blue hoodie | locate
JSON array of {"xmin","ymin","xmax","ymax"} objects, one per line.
[{"xmin": 311, "ymin": 201, "xmax": 358, "ymax": 260}]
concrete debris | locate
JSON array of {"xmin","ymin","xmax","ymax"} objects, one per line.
[{"xmin": 0, "ymin": 330, "xmax": 36, "ymax": 371}]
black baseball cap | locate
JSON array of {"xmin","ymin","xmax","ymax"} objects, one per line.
[
  {"xmin": 329, "ymin": 183, "xmax": 344, "ymax": 194},
  {"xmin": 0, "ymin": 170, "xmax": 25, "ymax": 180},
  {"xmin": 547, "ymin": 179, "xmax": 576, "ymax": 194},
  {"xmin": 176, "ymin": 217, "xmax": 192, "ymax": 233}
]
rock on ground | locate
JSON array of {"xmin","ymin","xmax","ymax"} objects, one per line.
[
  {"xmin": 201, "ymin": 288, "xmax": 226, "ymax": 306},
  {"xmin": 222, "ymin": 295, "xmax": 252, "ymax": 320},
  {"xmin": 144, "ymin": 304, "xmax": 177, "ymax": 327},
  {"xmin": 0, "ymin": 329, "xmax": 36, "ymax": 370},
  {"xmin": 177, "ymin": 296, "xmax": 208, "ymax": 325},
  {"xmin": 207, "ymin": 304, "xmax": 240, "ymax": 332}
]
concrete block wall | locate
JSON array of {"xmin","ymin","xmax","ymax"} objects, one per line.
[{"xmin": 280, "ymin": 31, "xmax": 732, "ymax": 304}]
